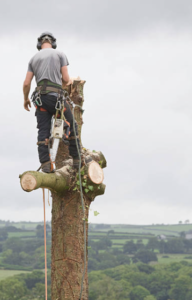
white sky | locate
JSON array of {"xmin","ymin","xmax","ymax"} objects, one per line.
[{"xmin": 1, "ymin": 0, "xmax": 192, "ymax": 225}]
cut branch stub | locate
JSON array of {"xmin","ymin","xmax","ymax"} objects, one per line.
[
  {"xmin": 88, "ymin": 161, "xmax": 104, "ymax": 184},
  {"xmin": 84, "ymin": 150, "xmax": 107, "ymax": 169},
  {"xmin": 20, "ymin": 166, "xmax": 71, "ymax": 193},
  {"xmin": 81, "ymin": 160, "xmax": 106, "ymax": 200},
  {"xmin": 21, "ymin": 173, "xmax": 37, "ymax": 191},
  {"xmin": 19, "ymin": 160, "xmax": 105, "ymax": 198}
]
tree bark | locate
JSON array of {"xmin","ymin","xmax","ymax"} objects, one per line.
[{"xmin": 19, "ymin": 78, "xmax": 107, "ymax": 300}]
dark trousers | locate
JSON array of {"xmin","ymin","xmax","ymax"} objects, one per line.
[{"xmin": 35, "ymin": 94, "xmax": 80, "ymax": 163}]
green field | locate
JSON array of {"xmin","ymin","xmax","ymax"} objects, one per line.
[
  {"xmin": 111, "ymin": 239, "xmax": 127, "ymax": 244},
  {"xmin": 0, "ymin": 222, "xmax": 51, "ymax": 230},
  {"xmin": 91, "ymin": 223, "xmax": 192, "ymax": 237},
  {"xmin": 0, "ymin": 270, "xmax": 31, "ymax": 281},
  {"xmin": 157, "ymin": 254, "xmax": 192, "ymax": 264},
  {"xmin": 111, "ymin": 244, "xmax": 123, "ymax": 248},
  {"xmin": 8, "ymin": 232, "xmax": 36, "ymax": 238}
]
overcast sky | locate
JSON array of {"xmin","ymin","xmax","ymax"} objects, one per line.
[{"xmin": 1, "ymin": 0, "xmax": 192, "ymax": 225}]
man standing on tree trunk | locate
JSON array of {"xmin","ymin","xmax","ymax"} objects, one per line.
[{"xmin": 23, "ymin": 32, "xmax": 80, "ymax": 173}]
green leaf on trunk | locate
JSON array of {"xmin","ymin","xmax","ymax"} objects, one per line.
[
  {"xmin": 84, "ymin": 188, "xmax": 89, "ymax": 193},
  {"xmin": 94, "ymin": 211, "xmax": 100, "ymax": 216},
  {"xmin": 88, "ymin": 185, "xmax": 94, "ymax": 191}
]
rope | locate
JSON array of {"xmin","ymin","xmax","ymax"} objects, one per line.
[
  {"xmin": 72, "ymin": 106, "xmax": 86, "ymax": 300},
  {"xmin": 48, "ymin": 189, "xmax": 50, "ymax": 206},
  {"xmin": 42, "ymin": 188, "xmax": 48, "ymax": 300}
]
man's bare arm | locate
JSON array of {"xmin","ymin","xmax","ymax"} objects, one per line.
[
  {"xmin": 61, "ymin": 66, "xmax": 70, "ymax": 86},
  {"xmin": 23, "ymin": 71, "xmax": 34, "ymax": 111}
]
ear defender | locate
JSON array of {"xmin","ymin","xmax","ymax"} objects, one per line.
[{"xmin": 36, "ymin": 32, "xmax": 57, "ymax": 50}]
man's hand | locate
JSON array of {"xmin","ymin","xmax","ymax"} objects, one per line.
[
  {"xmin": 66, "ymin": 78, "xmax": 74, "ymax": 86},
  {"xmin": 23, "ymin": 71, "xmax": 34, "ymax": 111},
  {"xmin": 24, "ymin": 98, "xmax": 31, "ymax": 111},
  {"xmin": 66, "ymin": 76, "xmax": 81, "ymax": 86}
]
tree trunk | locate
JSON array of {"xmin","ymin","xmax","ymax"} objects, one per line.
[{"xmin": 19, "ymin": 78, "xmax": 106, "ymax": 300}]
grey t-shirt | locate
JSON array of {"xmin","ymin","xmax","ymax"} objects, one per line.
[{"xmin": 28, "ymin": 48, "xmax": 69, "ymax": 85}]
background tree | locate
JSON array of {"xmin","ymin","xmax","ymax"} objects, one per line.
[
  {"xmin": 147, "ymin": 269, "xmax": 173, "ymax": 300},
  {"xmin": 129, "ymin": 285, "xmax": 150, "ymax": 300},
  {"xmin": 89, "ymin": 275, "xmax": 131, "ymax": 300},
  {"xmin": 0, "ymin": 229, "xmax": 8, "ymax": 241},
  {"xmin": 186, "ymin": 288, "xmax": 192, "ymax": 300},
  {"xmin": 138, "ymin": 264, "xmax": 155, "ymax": 274},
  {"xmin": 107, "ymin": 230, "xmax": 115, "ymax": 235},
  {"xmin": 136, "ymin": 239, "xmax": 145, "ymax": 251},
  {"xmin": 166, "ymin": 238, "xmax": 185, "ymax": 254},
  {"xmin": 159, "ymin": 240, "xmax": 166, "ymax": 254},
  {"xmin": 133, "ymin": 250, "xmax": 158, "ymax": 264},
  {"xmin": 123, "ymin": 240, "xmax": 137, "ymax": 254},
  {"xmin": 0, "ymin": 277, "xmax": 27, "ymax": 300},
  {"xmin": 179, "ymin": 231, "xmax": 186, "ymax": 238},
  {"xmin": 168, "ymin": 275, "xmax": 192, "ymax": 300},
  {"xmin": 183, "ymin": 239, "xmax": 192, "ymax": 253},
  {"xmin": 144, "ymin": 296, "xmax": 157, "ymax": 300},
  {"xmin": 36, "ymin": 225, "xmax": 49, "ymax": 238},
  {"xmin": 146, "ymin": 237, "xmax": 159, "ymax": 252}
]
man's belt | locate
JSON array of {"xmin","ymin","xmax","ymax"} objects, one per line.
[
  {"xmin": 35, "ymin": 85, "xmax": 63, "ymax": 94},
  {"xmin": 36, "ymin": 79, "xmax": 63, "ymax": 94}
]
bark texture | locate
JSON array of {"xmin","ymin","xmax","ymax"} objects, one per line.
[
  {"xmin": 51, "ymin": 190, "xmax": 90, "ymax": 300},
  {"xmin": 19, "ymin": 78, "xmax": 107, "ymax": 300}
]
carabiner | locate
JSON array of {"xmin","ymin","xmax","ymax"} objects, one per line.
[
  {"xmin": 55, "ymin": 100, "xmax": 61, "ymax": 110},
  {"xmin": 35, "ymin": 96, "xmax": 42, "ymax": 106}
]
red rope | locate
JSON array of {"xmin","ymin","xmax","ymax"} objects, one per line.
[{"xmin": 42, "ymin": 188, "xmax": 48, "ymax": 300}]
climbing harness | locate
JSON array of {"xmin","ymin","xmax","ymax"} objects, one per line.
[
  {"xmin": 36, "ymin": 79, "xmax": 63, "ymax": 94},
  {"xmin": 32, "ymin": 81, "xmax": 71, "ymax": 171}
]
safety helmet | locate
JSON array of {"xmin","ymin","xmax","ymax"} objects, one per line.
[{"xmin": 37, "ymin": 32, "xmax": 57, "ymax": 50}]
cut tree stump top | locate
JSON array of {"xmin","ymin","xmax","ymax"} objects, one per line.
[{"xmin": 88, "ymin": 161, "xmax": 104, "ymax": 184}]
